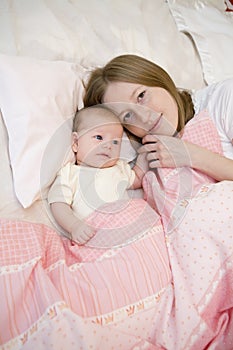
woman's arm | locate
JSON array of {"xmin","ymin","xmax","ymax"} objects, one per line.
[
  {"xmin": 50, "ymin": 202, "xmax": 95, "ymax": 244},
  {"xmin": 139, "ymin": 135, "xmax": 233, "ymax": 181},
  {"xmin": 186, "ymin": 141, "xmax": 233, "ymax": 181}
]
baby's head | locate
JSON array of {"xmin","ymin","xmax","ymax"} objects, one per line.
[{"xmin": 72, "ymin": 105, "xmax": 123, "ymax": 168}]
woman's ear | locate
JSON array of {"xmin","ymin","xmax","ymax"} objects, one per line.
[{"xmin": 72, "ymin": 132, "xmax": 78, "ymax": 152}]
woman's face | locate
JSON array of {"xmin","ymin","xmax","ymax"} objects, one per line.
[{"xmin": 103, "ymin": 82, "xmax": 179, "ymax": 137}]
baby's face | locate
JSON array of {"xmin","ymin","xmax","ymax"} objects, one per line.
[{"xmin": 74, "ymin": 121, "xmax": 123, "ymax": 168}]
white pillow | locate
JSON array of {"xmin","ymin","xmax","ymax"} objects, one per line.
[
  {"xmin": 168, "ymin": 0, "xmax": 233, "ymax": 85},
  {"xmin": 0, "ymin": 54, "xmax": 85, "ymax": 208},
  {"xmin": 0, "ymin": 54, "xmax": 137, "ymax": 209}
]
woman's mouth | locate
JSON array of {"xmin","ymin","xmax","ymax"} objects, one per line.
[{"xmin": 148, "ymin": 113, "xmax": 162, "ymax": 134}]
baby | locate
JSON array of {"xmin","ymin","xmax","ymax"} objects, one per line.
[{"xmin": 48, "ymin": 105, "xmax": 148, "ymax": 244}]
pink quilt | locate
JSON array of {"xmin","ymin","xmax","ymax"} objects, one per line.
[
  {"xmin": 1, "ymin": 185, "xmax": 233, "ymax": 349},
  {"xmin": 0, "ymin": 199, "xmax": 171, "ymax": 350},
  {"xmin": 1, "ymin": 111, "xmax": 233, "ymax": 349}
]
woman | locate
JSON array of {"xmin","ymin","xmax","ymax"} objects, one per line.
[
  {"xmin": 83, "ymin": 54, "xmax": 233, "ymax": 181},
  {"xmin": 83, "ymin": 54, "xmax": 233, "ymax": 349}
]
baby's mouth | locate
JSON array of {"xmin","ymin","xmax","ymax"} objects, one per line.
[{"xmin": 97, "ymin": 153, "xmax": 110, "ymax": 158}]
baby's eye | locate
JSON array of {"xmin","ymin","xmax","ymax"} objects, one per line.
[
  {"xmin": 112, "ymin": 140, "xmax": 119, "ymax": 145},
  {"xmin": 137, "ymin": 90, "xmax": 146, "ymax": 102},
  {"xmin": 94, "ymin": 135, "xmax": 103, "ymax": 140}
]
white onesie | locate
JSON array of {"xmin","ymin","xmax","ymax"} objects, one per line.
[{"xmin": 48, "ymin": 159, "xmax": 135, "ymax": 219}]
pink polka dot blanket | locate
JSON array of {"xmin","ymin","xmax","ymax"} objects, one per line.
[
  {"xmin": 143, "ymin": 109, "xmax": 223, "ymax": 232},
  {"xmin": 141, "ymin": 110, "xmax": 233, "ymax": 348}
]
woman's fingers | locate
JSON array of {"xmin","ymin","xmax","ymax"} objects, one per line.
[
  {"xmin": 142, "ymin": 134, "xmax": 158, "ymax": 144},
  {"xmin": 138, "ymin": 135, "xmax": 182, "ymax": 168},
  {"xmin": 138, "ymin": 142, "xmax": 157, "ymax": 153},
  {"xmin": 147, "ymin": 151, "xmax": 159, "ymax": 162},
  {"xmin": 148, "ymin": 159, "xmax": 161, "ymax": 168}
]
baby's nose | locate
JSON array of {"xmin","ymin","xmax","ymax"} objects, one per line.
[{"xmin": 102, "ymin": 141, "xmax": 112, "ymax": 149}]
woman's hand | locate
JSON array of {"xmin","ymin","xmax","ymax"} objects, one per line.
[
  {"xmin": 139, "ymin": 134, "xmax": 233, "ymax": 181},
  {"xmin": 139, "ymin": 134, "xmax": 192, "ymax": 168}
]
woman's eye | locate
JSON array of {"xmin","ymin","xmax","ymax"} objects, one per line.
[
  {"xmin": 94, "ymin": 135, "xmax": 103, "ymax": 140},
  {"xmin": 123, "ymin": 112, "xmax": 132, "ymax": 123},
  {"xmin": 112, "ymin": 140, "xmax": 119, "ymax": 145},
  {"xmin": 137, "ymin": 90, "xmax": 145, "ymax": 102}
]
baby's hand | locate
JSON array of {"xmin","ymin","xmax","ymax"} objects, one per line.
[{"xmin": 70, "ymin": 221, "xmax": 95, "ymax": 245}]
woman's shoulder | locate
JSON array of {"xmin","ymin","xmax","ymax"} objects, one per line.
[{"xmin": 192, "ymin": 78, "xmax": 233, "ymax": 114}]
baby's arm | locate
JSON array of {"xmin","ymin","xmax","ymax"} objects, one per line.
[
  {"xmin": 131, "ymin": 152, "xmax": 149, "ymax": 189},
  {"xmin": 50, "ymin": 202, "xmax": 95, "ymax": 245}
]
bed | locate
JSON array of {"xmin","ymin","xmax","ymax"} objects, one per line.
[{"xmin": 0, "ymin": 0, "xmax": 233, "ymax": 349}]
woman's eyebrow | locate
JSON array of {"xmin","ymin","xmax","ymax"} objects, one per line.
[{"xmin": 130, "ymin": 86, "xmax": 140, "ymax": 100}]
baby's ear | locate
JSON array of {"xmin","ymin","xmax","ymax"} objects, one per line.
[{"xmin": 72, "ymin": 132, "xmax": 78, "ymax": 152}]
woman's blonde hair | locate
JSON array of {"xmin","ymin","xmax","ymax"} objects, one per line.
[{"xmin": 83, "ymin": 54, "xmax": 194, "ymax": 132}]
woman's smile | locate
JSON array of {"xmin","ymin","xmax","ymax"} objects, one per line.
[{"xmin": 148, "ymin": 113, "xmax": 162, "ymax": 134}]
